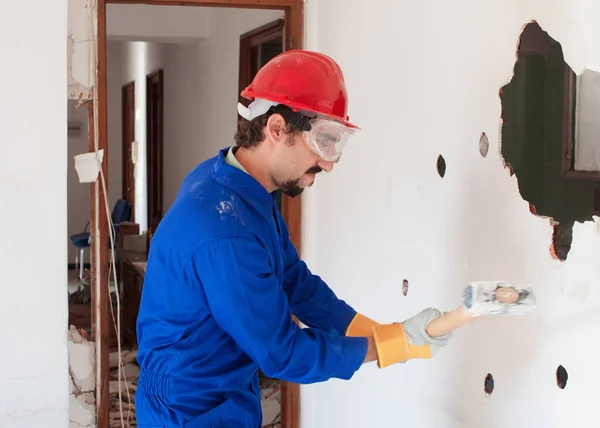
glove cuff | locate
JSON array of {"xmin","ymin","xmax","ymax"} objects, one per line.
[
  {"xmin": 372, "ymin": 323, "xmax": 409, "ymax": 368},
  {"xmin": 345, "ymin": 313, "xmax": 380, "ymax": 337}
]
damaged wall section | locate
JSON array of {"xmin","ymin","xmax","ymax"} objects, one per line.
[
  {"xmin": 69, "ymin": 326, "xmax": 96, "ymax": 428},
  {"xmin": 68, "ymin": 0, "xmax": 96, "ymax": 100},
  {"xmin": 500, "ymin": 21, "xmax": 600, "ymax": 261}
]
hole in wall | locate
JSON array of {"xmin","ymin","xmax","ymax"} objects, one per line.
[
  {"xmin": 484, "ymin": 373, "xmax": 494, "ymax": 395},
  {"xmin": 556, "ymin": 365, "xmax": 568, "ymax": 389},
  {"xmin": 402, "ymin": 279, "xmax": 409, "ymax": 296},
  {"xmin": 479, "ymin": 132, "xmax": 489, "ymax": 157},
  {"xmin": 499, "ymin": 21, "xmax": 600, "ymax": 262},
  {"xmin": 437, "ymin": 155, "xmax": 446, "ymax": 177},
  {"xmin": 550, "ymin": 223, "xmax": 573, "ymax": 261}
]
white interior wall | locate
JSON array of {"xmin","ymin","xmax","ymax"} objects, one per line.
[
  {"xmin": 162, "ymin": 43, "xmax": 203, "ymax": 209},
  {"xmin": 300, "ymin": 1, "xmax": 600, "ymax": 427},
  {"xmin": 1, "ymin": 1, "xmax": 69, "ymax": 426}
]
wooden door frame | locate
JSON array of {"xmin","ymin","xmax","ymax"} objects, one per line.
[
  {"xmin": 238, "ymin": 18, "xmax": 285, "ymax": 110},
  {"xmin": 146, "ymin": 69, "xmax": 165, "ymax": 234},
  {"xmin": 122, "ymin": 81, "xmax": 136, "ymax": 220},
  {"xmin": 95, "ymin": 1, "xmax": 303, "ymax": 427}
]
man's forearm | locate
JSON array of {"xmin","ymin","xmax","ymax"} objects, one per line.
[{"xmin": 364, "ymin": 336, "xmax": 378, "ymax": 363}]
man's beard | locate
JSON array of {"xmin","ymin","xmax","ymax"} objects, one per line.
[{"xmin": 278, "ymin": 165, "xmax": 323, "ymax": 198}]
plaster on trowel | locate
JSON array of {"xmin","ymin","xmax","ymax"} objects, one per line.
[{"xmin": 425, "ymin": 281, "xmax": 537, "ymax": 338}]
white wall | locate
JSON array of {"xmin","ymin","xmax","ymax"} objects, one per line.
[
  {"xmin": 300, "ymin": 1, "xmax": 600, "ymax": 427},
  {"xmin": 0, "ymin": 0, "xmax": 69, "ymax": 426},
  {"xmin": 162, "ymin": 7, "xmax": 283, "ymax": 209},
  {"xmin": 162, "ymin": 43, "xmax": 203, "ymax": 209}
]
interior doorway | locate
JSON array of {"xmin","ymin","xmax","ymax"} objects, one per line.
[
  {"xmin": 95, "ymin": 2, "xmax": 304, "ymax": 427},
  {"xmin": 146, "ymin": 69, "xmax": 164, "ymax": 236},
  {"xmin": 122, "ymin": 81, "xmax": 136, "ymax": 219}
]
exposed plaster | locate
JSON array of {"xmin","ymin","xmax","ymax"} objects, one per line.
[
  {"xmin": 68, "ymin": 0, "xmax": 96, "ymax": 101},
  {"xmin": 68, "ymin": 326, "xmax": 96, "ymax": 428},
  {"xmin": 68, "ymin": 36, "xmax": 93, "ymax": 101}
]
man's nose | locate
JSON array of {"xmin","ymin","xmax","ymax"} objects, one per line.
[{"xmin": 317, "ymin": 160, "xmax": 335, "ymax": 173}]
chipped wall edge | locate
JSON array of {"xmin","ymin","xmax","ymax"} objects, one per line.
[{"xmin": 68, "ymin": 0, "xmax": 97, "ymax": 101}]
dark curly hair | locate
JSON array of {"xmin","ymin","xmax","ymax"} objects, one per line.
[{"xmin": 234, "ymin": 106, "xmax": 305, "ymax": 149}]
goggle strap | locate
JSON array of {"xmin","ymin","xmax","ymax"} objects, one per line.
[{"xmin": 269, "ymin": 105, "xmax": 312, "ymax": 132}]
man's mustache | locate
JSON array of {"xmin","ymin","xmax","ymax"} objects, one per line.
[{"xmin": 305, "ymin": 165, "xmax": 323, "ymax": 175}]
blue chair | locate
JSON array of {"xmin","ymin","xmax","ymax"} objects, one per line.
[{"xmin": 71, "ymin": 199, "xmax": 132, "ymax": 281}]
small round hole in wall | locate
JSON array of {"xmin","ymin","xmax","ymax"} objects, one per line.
[
  {"xmin": 479, "ymin": 132, "xmax": 490, "ymax": 158},
  {"xmin": 484, "ymin": 373, "xmax": 494, "ymax": 395},
  {"xmin": 556, "ymin": 365, "xmax": 568, "ymax": 389},
  {"xmin": 402, "ymin": 279, "xmax": 409, "ymax": 296},
  {"xmin": 437, "ymin": 155, "xmax": 446, "ymax": 177}
]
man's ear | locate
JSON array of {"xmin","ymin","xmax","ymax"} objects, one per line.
[{"xmin": 265, "ymin": 114, "xmax": 287, "ymax": 145}]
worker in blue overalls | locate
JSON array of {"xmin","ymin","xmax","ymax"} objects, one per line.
[{"xmin": 135, "ymin": 49, "xmax": 452, "ymax": 427}]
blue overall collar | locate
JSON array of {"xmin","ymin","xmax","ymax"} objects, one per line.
[{"xmin": 210, "ymin": 147, "xmax": 278, "ymax": 222}]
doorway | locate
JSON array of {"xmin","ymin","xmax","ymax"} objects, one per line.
[
  {"xmin": 146, "ymin": 69, "xmax": 164, "ymax": 236},
  {"xmin": 122, "ymin": 81, "xmax": 136, "ymax": 219},
  {"xmin": 96, "ymin": 2, "xmax": 304, "ymax": 427}
]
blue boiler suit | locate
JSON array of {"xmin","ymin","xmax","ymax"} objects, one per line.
[{"xmin": 135, "ymin": 147, "xmax": 368, "ymax": 427}]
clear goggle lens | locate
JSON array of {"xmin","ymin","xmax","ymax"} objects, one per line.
[{"xmin": 302, "ymin": 119, "xmax": 355, "ymax": 162}]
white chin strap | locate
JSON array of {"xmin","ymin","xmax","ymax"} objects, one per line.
[{"xmin": 237, "ymin": 98, "xmax": 280, "ymax": 121}]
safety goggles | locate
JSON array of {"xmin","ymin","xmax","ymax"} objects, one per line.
[
  {"xmin": 302, "ymin": 118, "xmax": 355, "ymax": 163},
  {"xmin": 238, "ymin": 100, "xmax": 356, "ymax": 162}
]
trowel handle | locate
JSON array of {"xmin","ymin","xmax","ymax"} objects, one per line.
[{"xmin": 425, "ymin": 306, "xmax": 481, "ymax": 337}]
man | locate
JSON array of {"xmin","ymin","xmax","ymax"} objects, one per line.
[{"xmin": 135, "ymin": 49, "xmax": 451, "ymax": 427}]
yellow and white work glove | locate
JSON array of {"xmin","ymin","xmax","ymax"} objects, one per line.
[
  {"xmin": 372, "ymin": 308, "xmax": 451, "ymax": 368},
  {"xmin": 346, "ymin": 309, "xmax": 451, "ymax": 368}
]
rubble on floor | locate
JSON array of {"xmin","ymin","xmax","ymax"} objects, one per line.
[
  {"xmin": 68, "ymin": 325, "xmax": 96, "ymax": 428},
  {"xmin": 259, "ymin": 374, "xmax": 281, "ymax": 428},
  {"xmin": 109, "ymin": 349, "xmax": 139, "ymax": 427}
]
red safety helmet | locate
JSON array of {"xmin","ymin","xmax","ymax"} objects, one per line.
[{"xmin": 240, "ymin": 50, "xmax": 359, "ymax": 129}]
